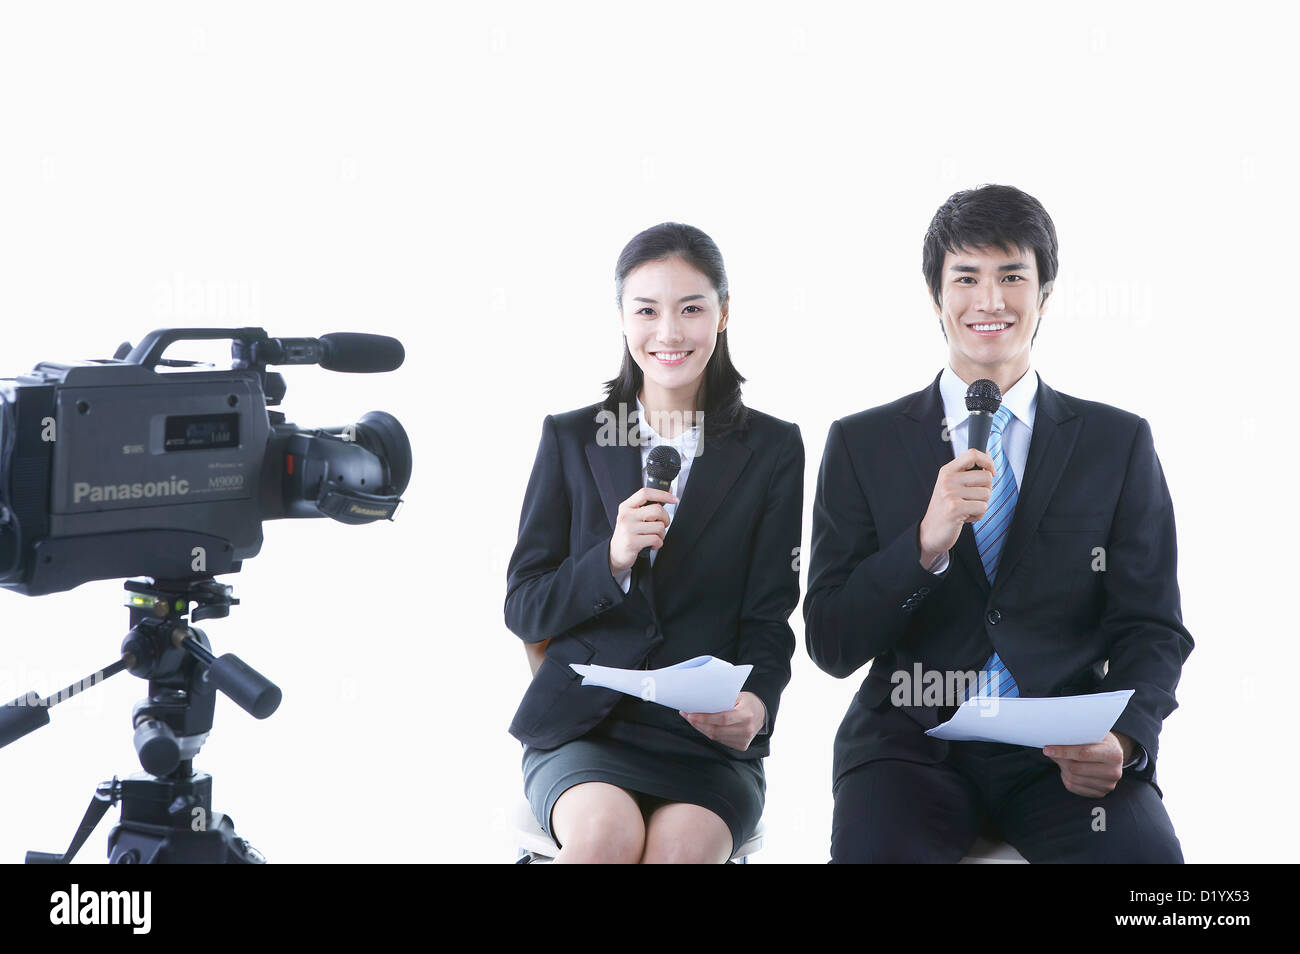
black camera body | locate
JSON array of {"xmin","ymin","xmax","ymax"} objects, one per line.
[{"xmin": 0, "ymin": 327, "xmax": 411, "ymax": 596}]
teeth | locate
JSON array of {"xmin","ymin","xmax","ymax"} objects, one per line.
[
  {"xmin": 971, "ymin": 323, "xmax": 1009, "ymax": 332},
  {"xmin": 655, "ymin": 351, "xmax": 690, "ymax": 360}
]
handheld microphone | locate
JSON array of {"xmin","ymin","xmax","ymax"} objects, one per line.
[
  {"xmin": 964, "ymin": 378, "xmax": 1003, "ymax": 464},
  {"xmin": 646, "ymin": 445, "xmax": 681, "ymax": 493},
  {"xmin": 641, "ymin": 445, "xmax": 682, "ymax": 559}
]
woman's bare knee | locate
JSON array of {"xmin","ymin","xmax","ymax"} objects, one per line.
[
  {"xmin": 641, "ymin": 802, "xmax": 732, "ymax": 864},
  {"xmin": 551, "ymin": 782, "xmax": 645, "ymax": 863}
]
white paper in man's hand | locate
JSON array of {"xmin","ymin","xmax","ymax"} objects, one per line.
[
  {"xmin": 925, "ymin": 689, "xmax": 1135, "ymax": 747},
  {"xmin": 570, "ymin": 655, "xmax": 752, "ymax": 713}
]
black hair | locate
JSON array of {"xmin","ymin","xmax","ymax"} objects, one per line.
[
  {"xmin": 603, "ymin": 222, "xmax": 748, "ymax": 436},
  {"xmin": 922, "ymin": 185, "xmax": 1059, "ymax": 340}
]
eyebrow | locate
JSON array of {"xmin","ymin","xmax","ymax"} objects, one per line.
[
  {"xmin": 631, "ymin": 295, "xmax": 708, "ymax": 304},
  {"xmin": 949, "ymin": 263, "xmax": 1030, "ymax": 273}
]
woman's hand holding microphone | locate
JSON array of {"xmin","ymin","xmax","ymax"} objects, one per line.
[{"xmin": 608, "ymin": 488, "xmax": 678, "ymax": 577}]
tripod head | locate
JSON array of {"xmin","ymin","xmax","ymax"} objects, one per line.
[
  {"xmin": 122, "ymin": 577, "xmax": 280, "ymax": 776},
  {"xmin": 0, "ymin": 576, "xmax": 280, "ymax": 770},
  {"xmin": 1, "ymin": 575, "xmax": 280, "ymax": 862}
]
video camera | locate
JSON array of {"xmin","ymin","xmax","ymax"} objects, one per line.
[{"xmin": 0, "ymin": 326, "xmax": 412, "ymax": 596}]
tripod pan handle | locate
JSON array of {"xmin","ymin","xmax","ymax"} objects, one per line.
[
  {"xmin": 208, "ymin": 654, "xmax": 282, "ymax": 719},
  {"xmin": 0, "ymin": 694, "xmax": 51, "ymax": 749}
]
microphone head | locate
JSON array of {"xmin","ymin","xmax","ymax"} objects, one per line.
[
  {"xmin": 319, "ymin": 333, "xmax": 406, "ymax": 373},
  {"xmin": 964, "ymin": 378, "xmax": 1003, "ymax": 414},
  {"xmin": 646, "ymin": 445, "xmax": 682, "ymax": 484}
]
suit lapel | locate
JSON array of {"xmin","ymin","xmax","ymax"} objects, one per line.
[
  {"xmin": 652, "ymin": 428, "xmax": 752, "ymax": 588},
  {"xmin": 993, "ymin": 378, "xmax": 1080, "ymax": 593},
  {"xmin": 897, "ymin": 374, "xmax": 990, "ymax": 595},
  {"xmin": 585, "ymin": 432, "xmax": 640, "ymax": 534}
]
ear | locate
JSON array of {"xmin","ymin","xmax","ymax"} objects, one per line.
[
  {"xmin": 1038, "ymin": 281, "xmax": 1053, "ymax": 315},
  {"xmin": 717, "ymin": 299, "xmax": 729, "ymax": 334}
]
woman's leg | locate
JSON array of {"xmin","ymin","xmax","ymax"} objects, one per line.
[
  {"xmin": 550, "ymin": 781, "xmax": 646, "ymax": 863},
  {"xmin": 640, "ymin": 801, "xmax": 733, "ymax": 864}
]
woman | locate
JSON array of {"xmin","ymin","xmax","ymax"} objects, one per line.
[{"xmin": 504, "ymin": 222, "xmax": 803, "ymax": 863}]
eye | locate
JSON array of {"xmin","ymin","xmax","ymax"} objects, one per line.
[
  {"xmin": 954, "ymin": 276, "xmax": 976, "ymax": 284},
  {"xmin": 1002, "ymin": 275, "xmax": 1025, "ymax": 283},
  {"xmin": 635, "ymin": 307, "xmax": 656, "ymax": 316},
  {"xmin": 683, "ymin": 305, "xmax": 702, "ymax": 314}
]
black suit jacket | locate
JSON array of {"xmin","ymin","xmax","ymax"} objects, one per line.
[
  {"xmin": 505, "ymin": 402, "xmax": 803, "ymax": 760},
  {"xmin": 804, "ymin": 373, "xmax": 1193, "ymax": 787}
]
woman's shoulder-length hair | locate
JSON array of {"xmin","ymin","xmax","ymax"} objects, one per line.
[{"xmin": 601, "ymin": 221, "xmax": 749, "ymax": 439}]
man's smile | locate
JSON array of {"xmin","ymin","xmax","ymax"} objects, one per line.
[{"xmin": 966, "ymin": 320, "xmax": 1015, "ymax": 336}]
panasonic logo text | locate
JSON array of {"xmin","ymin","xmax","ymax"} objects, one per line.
[{"xmin": 73, "ymin": 476, "xmax": 190, "ymax": 504}]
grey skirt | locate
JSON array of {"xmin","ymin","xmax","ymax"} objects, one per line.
[{"xmin": 522, "ymin": 696, "xmax": 765, "ymax": 858}]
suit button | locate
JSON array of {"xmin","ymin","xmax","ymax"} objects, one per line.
[
  {"xmin": 987, "ymin": 609, "xmax": 1001, "ymax": 625},
  {"xmin": 918, "ymin": 586, "xmax": 930, "ymax": 596}
]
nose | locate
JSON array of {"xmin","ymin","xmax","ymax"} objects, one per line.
[
  {"xmin": 976, "ymin": 279, "xmax": 1005, "ymax": 314},
  {"xmin": 657, "ymin": 312, "xmax": 686, "ymax": 345}
]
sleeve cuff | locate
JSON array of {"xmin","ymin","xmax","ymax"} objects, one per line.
[{"xmin": 1123, "ymin": 744, "xmax": 1149, "ymax": 772}]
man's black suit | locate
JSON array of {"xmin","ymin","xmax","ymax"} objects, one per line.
[{"xmin": 804, "ymin": 372, "xmax": 1193, "ymax": 862}]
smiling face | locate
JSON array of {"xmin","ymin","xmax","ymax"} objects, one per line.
[
  {"xmin": 620, "ymin": 255, "xmax": 728, "ymax": 409},
  {"xmin": 933, "ymin": 244, "xmax": 1049, "ymax": 387}
]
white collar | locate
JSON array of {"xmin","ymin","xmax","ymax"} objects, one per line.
[{"xmin": 635, "ymin": 396, "xmax": 702, "ymax": 452}]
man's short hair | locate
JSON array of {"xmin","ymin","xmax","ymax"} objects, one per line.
[{"xmin": 922, "ymin": 184, "xmax": 1060, "ymax": 309}]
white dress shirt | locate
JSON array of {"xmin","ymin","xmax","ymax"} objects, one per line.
[{"xmin": 612, "ymin": 396, "xmax": 702, "ymax": 594}]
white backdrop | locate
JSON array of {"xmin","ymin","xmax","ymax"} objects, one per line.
[{"xmin": 0, "ymin": 1, "xmax": 1294, "ymax": 863}]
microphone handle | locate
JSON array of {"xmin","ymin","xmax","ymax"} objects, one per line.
[
  {"xmin": 639, "ymin": 475, "xmax": 675, "ymax": 559},
  {"xmin": 966, "ymin": 409, "xmax": 995, "ymax": 463}
]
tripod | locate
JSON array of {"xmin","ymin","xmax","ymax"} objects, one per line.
[{"xmin": 1, "ymin": 577, "xmax": 280, "ymax": 863}]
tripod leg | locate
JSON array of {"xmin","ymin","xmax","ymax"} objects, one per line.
[{"xmin": 26, "ymin": 778, "xmax": 120, "ymax": 864}]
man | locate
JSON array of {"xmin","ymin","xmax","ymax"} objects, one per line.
[{"xmin": 804, "ymin": 184, "xmax": 1192, "ymax": 863}]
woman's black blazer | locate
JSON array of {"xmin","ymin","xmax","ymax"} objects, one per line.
[{"xmin": 505, "ymin": 402, "xmax": 803, "ymax": 760}]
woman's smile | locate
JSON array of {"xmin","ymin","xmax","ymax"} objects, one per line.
[{"xmin": 650, "ymin": 349, "xmax": 694, "ymax": 366}]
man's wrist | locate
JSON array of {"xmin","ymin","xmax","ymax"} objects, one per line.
[{"xmin": 920, "ymin": 549, "xmax": 950, "ymax": 574}]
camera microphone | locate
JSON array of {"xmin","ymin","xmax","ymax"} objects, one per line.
[{"xmin": 255, "ymin": 333, "xmax": 405, "ymax": 373}]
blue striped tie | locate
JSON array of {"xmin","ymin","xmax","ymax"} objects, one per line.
[{"xmin": 972, "ymin": 405, "xmax": 1019, "ymax": 699}]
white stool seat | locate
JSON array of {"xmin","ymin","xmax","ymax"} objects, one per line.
[
  {"xmin": 511, "ymin": 797, "xmax": 765, "ymax": 862},
  {"xmin": 959, "ymin": 835, "xmax": 1028, "ymax": 863}
]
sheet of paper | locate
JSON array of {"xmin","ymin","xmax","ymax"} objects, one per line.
[
  {"xmin": 924, "ymin": 689, "xmax": 1135, "ymax": 747},
  {"xmin": 570, "ymin": 655, "xmax": 752, "ymax": 714}
]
